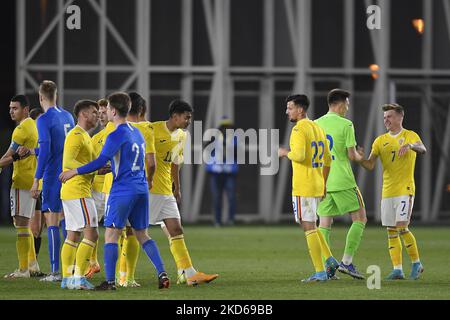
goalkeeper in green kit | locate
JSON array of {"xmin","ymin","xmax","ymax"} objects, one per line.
[{"xmin": 315, "ymin": 89, "xmax": 367, "ymax": 280}]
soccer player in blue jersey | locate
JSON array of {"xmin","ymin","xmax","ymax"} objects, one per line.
[
  {"xmin": 30, "ymin": 81, "xmax": 75, "ymax": 282},
  {"xmin": 60, "ymin": 92, "xmax": 169, "ymax": 290}
]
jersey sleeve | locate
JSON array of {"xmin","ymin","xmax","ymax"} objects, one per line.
[
  {"xmin": 100, "ymin": 131, "xmax": 123, "ymax": 159},
  {"xmin": 35, "ymin": 116, "xmax": 51, "ymax": 179},
  {"xmin": 409, "ymin": 131, "xmax": 422, "ymax": 144},
  {"xmin": 172, "ymin": 132, "xmax": 186, "ymax": 165},
  {"xmin": 344, "ymin": 122, "xmax": 357, "ymax": 148},
  {"xmin": 63, "ymin": 133, "xmax": 85, "ymax": 169},
  {"xmin": 146, "ymin": 124, "xmax": 156, "ymax": 154},
  {"xmin": 287, "ymin": 127, "xmax": 306, "ymax": 163},
  {"xmin": 10, "ymin": 125, "xmax": 27, "ymax": 151},
  {"xmin": 371, "ymin": 137, "xmax": 380, "ymax": 157}
]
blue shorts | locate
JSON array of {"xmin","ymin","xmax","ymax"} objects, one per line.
[
  {"xmin": 42, "ymin": 180, "xmax": 62, "ymax": 213},
  {"xmin": 104, "ymin": 193, "xmax": 149, "ymax": 230}
]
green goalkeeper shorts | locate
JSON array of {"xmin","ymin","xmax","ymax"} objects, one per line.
[{"xmin": 317, "ymin": 187, "xmax": 365, "ymax": 217}]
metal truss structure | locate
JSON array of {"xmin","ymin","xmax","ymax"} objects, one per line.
[{"xmin": 16, "ymin": 0, "xmax": 450, "ymax": 222}]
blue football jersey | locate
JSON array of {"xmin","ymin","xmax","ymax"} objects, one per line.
[
  {"xmin": 35, "ymin": 106, "xmax": 75, "ymax": 180},
  {"xmin": 100, "ymin": 122, "xmax": 148, "ymax": 196}
]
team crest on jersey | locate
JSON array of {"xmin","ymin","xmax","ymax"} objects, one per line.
[{"xmin": 398, "ymin": 138, "xmax": 405, "ymax": 145}]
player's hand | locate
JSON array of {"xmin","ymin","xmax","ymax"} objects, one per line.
[
  {"xmin": 174, "ymin": 189, "xmax": 181, "ymax": 205},
  {"xmin": 278, "ymin": 147, "xmax": 289, "ymax": 158},
  {"xmin": 321, "ymin": 187, "xmax": 327, "ymax": 201},
  {"xmin": 59, "ymin": 169, "xmax": 78, "ymax": 183},
  {"xmin": 398, "ymin": 144, "xmax": 411, "ymax": 157},
  {"xmin": 147, "ymin": 179, "xmax": 153, "ymax": 191},
  {"xmin": 30, "ymin": 179, "xmax": 41, "ymax": 199},
  {"xmin": 17, "ymin": 146, "xmax": 30, "ymax": 159},
  {"xmin": 97, "ymin": 165, "xmax": 111, "ymax": 175},
  {"xmin": 356, "ymin": 146, "xmax": 365, "ymax": 158}
]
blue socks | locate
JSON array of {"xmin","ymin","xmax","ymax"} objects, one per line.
[
  {"xmin": 104, "ymin": 243, "xmax": 119, "ymax": 282},
  {"xmin": 142, "ymin": 239, "xmax": 165, "ymax": 275},
  {"xmin": 60, "ymin": 219, "xmax": 67, "ymax": 240},
  {"xmin": 47, "ymin": 226, "xmax": 60, "ymax": 273}
]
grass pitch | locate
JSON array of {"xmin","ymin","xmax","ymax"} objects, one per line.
[{"xmin": 0, "ymin": 225, "xmax": 449, "ymax": 300}]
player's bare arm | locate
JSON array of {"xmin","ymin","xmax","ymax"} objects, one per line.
[
  {"xmin": 171, "ymin": 162, "xmax": 181, "ymax": 204},
  {"xmin": 347, "ymin": 146, "xmax": 364, "ymax": 163},
  {"xmin": 0, "ymin": 148, "xmax": 15, "ymax": 160},
  {"xmin": 398, "ymin": 141, "xmax": 427, "ymax": 157},
  {"xmin": 278, "ymin": 147, "xmax": 289, "ymax": 158},
  {"xmin": 146, "ymin": 153, "xmax": 156, "ymax": 190},
  {"xmin": 360, "ymin": 149, "xmax": 377, "ymax": 171}
]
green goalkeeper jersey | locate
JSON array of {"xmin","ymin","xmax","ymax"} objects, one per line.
[{"xmin": 315, "ymin": 112, "xmax": 357, "ymax": 192}]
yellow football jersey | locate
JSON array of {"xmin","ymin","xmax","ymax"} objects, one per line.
[
  {"xmin": 61, "ymin": 125, "xmax": 96, "ymax": 200},
  {"xmin": 288, "ymin": 118, "xmax": 331, "ymax": 197},
  {"xmin": 151, "ymin": 121, "xmax": 187, "ymax": 195},
  {"xmin": 10, "ymin": 118, "xmax": 38, "ymax": 190},
  {"xmin": 102, "ymin": 121, "xmax": 155, "ymax": 194},
  {"xmin": 371, "ymin": 129, "xmax": 422, "ymax": 198},
  {"xmin": 91, "ymin": 122, "xmax": 116, "ymax": 193}
]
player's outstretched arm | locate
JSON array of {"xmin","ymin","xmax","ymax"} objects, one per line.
[
  {"xmin": 399, "ymin": 142, "xmax": 426, "ymax": 156},
  {"xmin": 59, "ymin": 154, "xmax": 110, "ymax": 183},
  {"xmin": 0, "ymin": 155, "xmax": 14, "ymax": 168},
  {"xmin": 348, "ymin": 146, "xmax": 364, "ymax": 163},
  {"xmin": 360, "ymin": 150, "xmax": 377, "ymax": 171}
]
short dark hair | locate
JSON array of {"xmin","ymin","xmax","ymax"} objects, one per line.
[
  {"xmin": 108, "ymin": 92, "xmax": 131, "ymax": 118},
  {"xmin": 128, "ymin": 92, "xmax": 147, "ymax": 116},
  {"xmin": 382, "ymin": 103, "xmax": 404, "ymax": 116},
  {"xmin": 39, "ymin": 80, "xmax": 57, "ymax": 101},
  {"xmin": 169, "ymin": 99, "xmax": 193, "ymax": 117},
  {"xmin": 285, "ymin": 94, "xmax": 310, "ymax": 111},
  {"xmin": 11, "ymin": 95, "xmax": 29, "ymax": 108},
  {"xmin": 73, "ymin": 100, "xmax": 99, "ymax": 118},
  {"xmin": 30, "ymin": 107, "xmax": 44, "ymax": 120},
  {"xmin": 327, "ymin": 89, "xmax": 350, "ymax": 106}
]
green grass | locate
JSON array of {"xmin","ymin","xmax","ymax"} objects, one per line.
[{"xmin": 0, "ymin": 225, "xmax": 449, "ymax": 300}]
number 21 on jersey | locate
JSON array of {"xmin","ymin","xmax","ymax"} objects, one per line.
[{"xmin": 131, "ymin": 143, "xmax": 145, "ymax": 171}]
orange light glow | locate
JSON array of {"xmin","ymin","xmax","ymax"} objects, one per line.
[
  {"xmin": 447, "ymin": 184, "xmax": 450, "ymax": 192},
  {"xmin": 369, "ymin": 64, "xmax": 380, "ymax": 79},
  {"xmin": 412, "ymin": 19, "xmax": 425, "ymax": 34}
]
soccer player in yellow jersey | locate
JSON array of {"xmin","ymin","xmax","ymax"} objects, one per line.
[
  {"xmin": 360, "ymin": 103, "xmax": 426, "ymax": 280},
  {"xmin": 151, "ymin": 100, "xmax": 218, "ymax": 286},
  {"xmin": 60, "ymin": 100, "xmax": 100, "ymax": 290},
  {"xmin": 85, "ymin": 98, "xmax": 109, "ymax": 278},
  {"xmin": 1, "ymin": 95, "xmax": 40, "ymax": 278},
  {"xmin": 278, "ymin": 94, "xmax": 339, "ymax": 282}
]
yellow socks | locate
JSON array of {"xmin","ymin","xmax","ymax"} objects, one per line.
[
  {"xmin": 317, "ymin": 229, "xmax": 333, "ymax": 260},
  {"xmin": 27, "ymin": 228, "xmax": 37, "ymax": 266},
  {"xmin": 61, "ymin": 239, "xmax": 78, "ymax": 277},
  {"xmin": 90, "ymin": 239, "xmax": 99, "ymax": 265},
  {"xmin": 305, "ymin": 230, "xmax": 325, "ymax": 273},
  {"xmin": 119, "ymin": 240, "xmax": 127, "ymax": 280},
  {"xmin": 387, "ymin": 227, "xmax": 402, "ymax": 269},
  {"xmin": 170, "ymin": 235, "xmax": 193, "ymax": 271},
  {"xmin": 398, "ymin": 227, "xmax": 420, "ymax": 263},
  {"xmin": 74, "ymin": 239, "xmax": 96, "ymax": 277},
  {"xmin": 16, "ymin": 227, "xmax": 31, "ymax": 271},
  {"xmin": 125, "ymin": 235, "xmax": 140, "ymax": 281}
]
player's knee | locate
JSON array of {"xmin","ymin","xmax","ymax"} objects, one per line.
[{"xmin": 170, "ymin": 225, "xmax": 184, "ymax": 237}]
